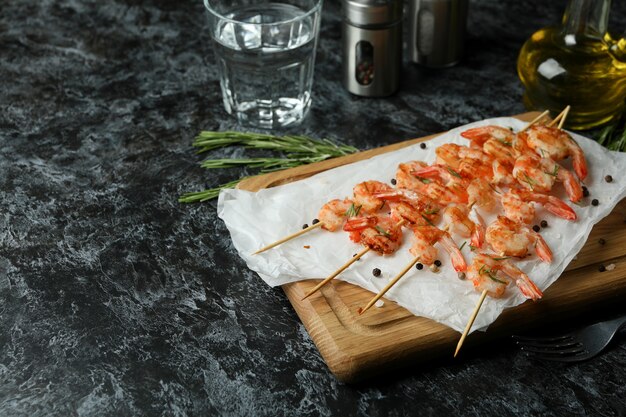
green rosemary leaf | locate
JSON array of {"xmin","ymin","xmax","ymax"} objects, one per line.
[
  {"xmin": 420, "ymin": 214, "xmax": 436, "ymax": 226},
  {"xmin": 459, "ymin": 241, "xmax": 467, "ymax": 251},
  {"xmin": 178, "ymin": 178, "xmax": 247, "ymax": 203},
  {"xmin": 416, "ymin": 176, "xmax": 431, "ymax": 184},
  {"xmin": 374, "ymin": 225, "xmax": 391, "ymax": 237},
  {"xmin": 446, "ymin": 167, "xmax": 462, "ymax": 178},
  {"xmin": 424, "ymin": 207, "xmax": 440, "ymax": 215},
  {"xmin": 345, "ymin": 203, "xmax": 362, "ymax": 218}
]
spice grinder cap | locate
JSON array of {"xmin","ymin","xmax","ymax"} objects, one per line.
[{"xmin": 342, "ymin": 0, "xmax": 403, "ymax": 27}]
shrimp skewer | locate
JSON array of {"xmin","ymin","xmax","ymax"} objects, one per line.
[
  {"xmin": 454, "ymin": 252, "xmax": 543, "ymax": 357},
  {"xmin": 253, "ymin": 198, "xmax": 355, "ymax": 255},
  {"xmin": 255, "ymin": 180, "xmax": 392, "ymax": 255},
  {"xmin": 359, "ymin": 224, "xmax": 466, "ymax": 316},
  {"xmin": 302, "ymin": 215, "xmax": 405, "ymax": 300}
]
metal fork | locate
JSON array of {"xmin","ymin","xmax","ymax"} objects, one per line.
[{"xmin": 512, "ymin": 315, "xmax": 626, "ymax": 362}]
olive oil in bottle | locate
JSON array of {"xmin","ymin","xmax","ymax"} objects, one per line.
[{"xmin": 517, "ymin": 0, "xmax": 626, "ymax": 130}]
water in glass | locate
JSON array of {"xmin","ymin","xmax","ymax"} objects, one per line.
[{"xmin": 213, "ymin": 3, "xmax": 318, "ymax": 128}]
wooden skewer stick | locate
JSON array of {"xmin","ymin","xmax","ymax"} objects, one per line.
[
  {"xmin": 454, "ymin": 289, "xmax": 488, "ymax": 358},
  {"xmin": 557, "ymin": 105, "xmax": 571, "ymax": 130},
  {"xmin": 519, "ymin": 109, "xmax": 550, "ymax": 133},
  {"xmin": 253, "ymin": 222, "xmax": 324, "ymax": 255},
  {"xmin": 547, "ymin": 105, "xmax": 571, "ymax": 128},
  {"xmin": 301, "ymin": 246, "xmax": 370, "ymax": 300},
  {"xmin": 359, "ymin": 256, "xmax": 421, "ymax": 315},
  {"xmin": 301, "ymin": 219, "xmax": 406, "ymax": 300}
]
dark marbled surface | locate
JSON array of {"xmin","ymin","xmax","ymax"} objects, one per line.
[{"xmin": 1, "ymin": 0, "xmax": 625, "ymax": 415}]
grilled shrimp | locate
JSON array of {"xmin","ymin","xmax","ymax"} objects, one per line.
[
  {"xmin": 467, "ymin": 253, "xmax": 543, "ymax": 300},
  {"xmin": 318, "ymin": 199, "xmax": 356, "ymax": 231},
  {"xmin": 409, "ymin": 225, "xmax": 467, "ymax": 272},
  {"xmin": 397, "ymin": 161, "xmax": 467, "ymax": 204},
  {"xmin": 461, "ymin": 125, "xmax": 517, "ymax": 149},
  {"xmin": 485, "ymin": 216, "xmax": 553, "ymax": 263},
  {"xmin": 372, "ymin": 189, "xmax": 441, "ymax": 226},
  {"xmin": 436, "ymin": 144, "xmax": 495, "ymax": 180},
  {"xmin": 518, "ymin": 125, "xmax": 587, "ymax": 180},
  {"xmin": 467, "ymin": 178, "xmax": 499, "ymax": 211},
  {"xmin": 513, "ymin": 154, "xmax": 583, "ymax": 203},
  {"xmin": 513, "ymin": 190, "xmax": 577, "ymax": 221},
  {"xmin": 443, "ymin": 203, "xmax": 485, "ymax": 248},
  {"xmin": 411, "ymin": 164, "xmax": 470, "ymax": 203},
  {"xmin": 353, "ymin": 180, "xmax": 394, "ymax": 212},
  {"xmin": 344, "ymin": 215, "xmax": 403, "ymax": 255}
]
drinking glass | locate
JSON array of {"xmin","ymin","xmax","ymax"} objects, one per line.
[{"xmin": 204, "ymin": 0, "xmax": 323, "ymax": 129}]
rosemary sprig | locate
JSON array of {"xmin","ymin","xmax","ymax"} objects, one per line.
[
  {"xmin": 180, "ymin": 131, "xmax": 359, "ymax": 203},
  {"xmin": 192, "ymin": 131, "xmax": 358, "ymax": 156}
]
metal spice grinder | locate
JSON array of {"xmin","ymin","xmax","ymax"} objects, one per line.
[
  {"xmin": 408, "ymin": 0, "xmax": 469, "ymax": 68},
  {"xmin": 342, "ymin": 0, "xmax": 403, "ymax": 97}
]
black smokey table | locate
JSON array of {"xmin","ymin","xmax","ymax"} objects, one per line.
[{"xmin": 0, "ymin": 0, "xmax": 625, "ymax": 415}]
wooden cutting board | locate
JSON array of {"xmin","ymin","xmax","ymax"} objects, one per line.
[{"xmin": 237, "ymin": 112, "xmax": 626, "ymax": 383}]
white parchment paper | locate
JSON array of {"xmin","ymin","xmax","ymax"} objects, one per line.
[{"xmin": 217, "ymin": 117, "xmax": 626, "ymax": 333}]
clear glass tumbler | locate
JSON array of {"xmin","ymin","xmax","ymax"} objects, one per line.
[{"xmin": 204, "ymin": 0, "xmax": 323, "ymax": 129}]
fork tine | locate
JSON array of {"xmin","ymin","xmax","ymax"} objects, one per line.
[
  {"xmin": 512, "ymin": 334, "xmax": 573, "ymax": 343},
  {"xmin": 520, "ymin": 344, "xmax": 585, "ymax": 355},
  {"xmin": 515, "ymin": 337, "xmax": 577, "ymax": 349}
]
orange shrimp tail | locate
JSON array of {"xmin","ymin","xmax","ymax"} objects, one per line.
[
  {"xmin": 460, "ymin": 127, "xmax": 492, "ymax": 146},
  {"xmin": 470, "ymin": 222, "xmax": 485, "ymax": 249},
  {"xmin": 439, "ymin": 235, "xmax": 467, "ymax": 272},
  {"xmin": 411, "ymin": 166, "xmax": 442, "ymax": 179},
  {"xmin": 544, "ymin": 199, "xmax": 577, "ymax": 221},
  {"xmin": 572, "ymin": 150, "xmax": 588, "ymax": 180},
  {"xmin": 343, "ymin": 216, "xmax": 378, "ymax": 231},
  {"xmin": 560, "ymin": 169, "xmax": 583, "ymax": 203},
  {"xmin": 515, "ymin": 275, "xmax": 543, "ymax": 301},
  {"xmin": 534, "ymin": 234, "xmax": 553, "ymax": 263}
]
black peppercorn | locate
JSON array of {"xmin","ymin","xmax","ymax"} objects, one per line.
[
  {"xmin": 540, "ymin": 220, "xmax": 548, "ymax": 228},
  {"xmin": 532, "ymin": 225, "xmax": 540, "ymax": 232},
  {"xmin": 598, "ymin": 264, "xmax": 606, "ymax": 272},
  {"xmin": 312, "ymin": 218, "xmax": 320, "ymax": 224},
  {"xmin": 434, "ymin": 260, "xmax": 442, "ymax": 267},
  {"xmin": 302, "ymin": 224, "xmax": 309, "ymax": 229},
  {"xmin": 591, "ymin": 199, "xmax": 599, "ymax": 206},
  {"xmin": 598, "ymin": 238, "xmax": 606, "ymax": 245},
  {"xmin": 416, "ymin": 263, "xmax": 424, "ymax": 270},
  {"xmin": 372, "ymin": 268, "xmax": 381, "ymax": 277},
  {"xmin": 605, "ymin": 175, "xmax": 613, "ymax": 183},
  {"xmin": 391, "ymin": 178, "xmax": 397, "ymax": 185},
  {"xmin": 582, "ymin": 186, "xmax": 590, "ymax": 197},
  {"xmin": 420, "ymin": 143, "xmax": 426, "ymax": 149}
]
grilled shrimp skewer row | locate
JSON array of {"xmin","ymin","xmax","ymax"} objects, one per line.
[{"xmin": 254, "ymin": 180, "xmax": 392, "ymax": 255}]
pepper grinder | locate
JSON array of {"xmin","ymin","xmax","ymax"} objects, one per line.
[
  {"xmin": 342, "ymin": 0, "xmax": 403, "ymax": 97},
  {"xmin": 408, "ymin": 0, "xmax": 469, "ymax": 68}
]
